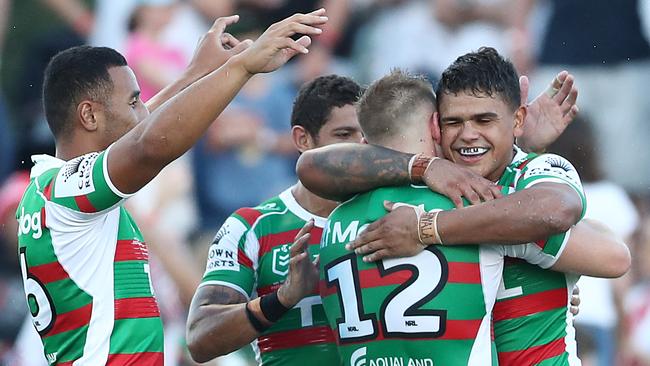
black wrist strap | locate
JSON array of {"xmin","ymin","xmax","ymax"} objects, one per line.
[
  {"xmin": 260, "ymin": 291, "xmax": 291, "ymax": 323},
  {"xmin": 245, "ymin": 302, "xmax": 269, "ymax": 333}
]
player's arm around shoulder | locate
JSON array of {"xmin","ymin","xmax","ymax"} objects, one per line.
[
  {"xmin": 513, "ymin": 152, "xmax": 585, "ymax": 232},
  {"xmin": 551, "ymin": 218, "xmax": 631, "ymax": 278}
]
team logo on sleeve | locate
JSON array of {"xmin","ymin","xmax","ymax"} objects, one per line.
[
  {"xmin": 54, "ymin": 153, "xmax": 98, "ymax": 198},
  {"xmin": 522, "ymin": 154, "xmax": 582, "ymax": 188},
  {"xmin": 271, "ymin": 244, "xmax": 291, "ymax": 276},
  {"xmin": 206, "ymin": 224, "xmax": 238, "ymax": 272}
]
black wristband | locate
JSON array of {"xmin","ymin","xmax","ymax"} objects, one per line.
[
  {"xmin": 245, "ymin": 302, "xmax": 269, "ymax": 333},
  {"xmin": 260, "ymin": 291, "xmax": 291, "ymax": 323}
]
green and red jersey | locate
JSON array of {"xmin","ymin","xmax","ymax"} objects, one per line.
[
  {"xmin": 17, "ymin": 148, "xmax": 163, "ymax": 365},
  {"xmin": 199, "ymin": 187, "xmax": 340, "ymax": 365},
  {"xmin": 319, "ymin": 182, "xmax": 568, "ymax": 366},
  {"xmin": 494, "ymin": 146, "xmax": 586, "ymax": 366}
]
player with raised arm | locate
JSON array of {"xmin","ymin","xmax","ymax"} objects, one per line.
[
  {"xmin": 16, "ymin": 10, "xmax": 328, "ymax": 365},
  {"xmin": 298, "ymin": 50, "xmax": 629, "ymax": 364}
]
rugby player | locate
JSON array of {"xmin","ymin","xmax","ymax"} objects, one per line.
[
  {"xmin": 16, "ymin": 10, "xmax": 328, "ymax": 365},
  {"xmin": 186, "ymin": 75, "xmax": 365, "ymax": 365},
  {"xmin": 187, "ymin": 59, "xmax": 606, "ymax": 365},
  {"xmin": 297, "ymin": 49, "xmax": 629, "ymax": 365}
]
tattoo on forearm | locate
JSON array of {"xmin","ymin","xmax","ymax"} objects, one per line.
[{"xmin": 312, "ymin": 145, "xmax": 413, "ymax": 196}]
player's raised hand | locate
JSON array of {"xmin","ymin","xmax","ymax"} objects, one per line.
[
  {"xmin": 277, "ymin": 219, "xmax": 319, "ymax": 307},
  {"xmin": 422, "ymin": 158, "xmax": 502, "ymax": 208},
  {"xmin": 236, "ymin": 9, "xmax": 328, "ymax": 75},
  {"xmin": 517, "ymin": 71, "xmax": 579, "ymax": 153},
  {"xmin": 186, "ymin": 15, "xmax": 253, "ymax": 77},
  {"xmin": 347, "ymin": 202, "xmax": 426, "ymax": 262}
]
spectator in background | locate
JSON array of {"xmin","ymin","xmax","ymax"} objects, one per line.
[
  {"xmin": 0, "ymin": 0, "xmax": 14, "ymax": 184},
  {"xmin": 549, "ymin": 115, "xmax": 639, "ymax": 366},
  {"xmin": 191, "ymin": 71, "xmax": 297, "ymax": 235},
  {"xmin": 191, "ymin": 24, "xmax": 348, "ymax": 238},
  {"xmin": 0, "ymin": 92, "xmax": 14, "ymax": 184},
  {"xmin": 351, "ymin": 0, "xmax": 516, "ymax": 84},
  {"xmin": 125, "ymin": 1, "xmax": 186, "ymax": 102},
  {"xmin": 91, "ymin": 0, "xmax": 234, "ymax": 52},
  {"xmin": 512, "ymin": 0, "xmax": 650, "ymax": 194}
]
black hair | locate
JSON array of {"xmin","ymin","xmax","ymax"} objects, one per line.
[
  {"xmin": 436, "ymin": 47, "xmax": 520, "ymax": 111},
  {"xmin": 290, "ymin": 75, "xmax": 362, "ymax": 138},
  {"xmin": 42, "ymin": 45, "xmax": 128, "ymax": 138}
]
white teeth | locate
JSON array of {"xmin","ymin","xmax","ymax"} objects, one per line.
[{"xmin": 459, "ymin": 147, "xmax": 488, "ymax": 156}]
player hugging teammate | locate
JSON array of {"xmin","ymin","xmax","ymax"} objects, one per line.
[{"xmin": 188, "ymin": 47, "xmax": 629, "ymax": 366}]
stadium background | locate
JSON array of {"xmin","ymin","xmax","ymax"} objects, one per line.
[{"xmin": 0, "ymin": 0, "xmax": 649, "ymax": 365}]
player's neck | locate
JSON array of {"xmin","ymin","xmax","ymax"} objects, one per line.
[
  {"xmin": 380, "ymin": 135, "xmax": 435, "ymax": 155},
  {"xmin": 55, "ymin": 139, "xmax": 100, "ymax": 161},
  {"xmin": 291, "ymin": 182, "xmax": 339, "ymax": 218}
]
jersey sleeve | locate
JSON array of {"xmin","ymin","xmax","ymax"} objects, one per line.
[
  {"xmin": 199, "ymin": 211, "xmax": 258, "ymax": 299},
  {"xmin": 515, "ymin": 153, "xmax": 587, "ymax": 218},
  {"xmin": 501, "ymin": 229, "xmax": 571, "ymax": 269},
  {"xmin": 48, "ymin": 146, "xmax": 132, "ymax": 213}
]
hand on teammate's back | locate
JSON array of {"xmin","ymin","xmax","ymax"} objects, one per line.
[
  {"xmin": 570, "ymin": 286, "xmax": 580, "ymax": 316},
  {"xmin": 346, "ymin": 201, "xmax": 424, "ymax": 262},
  {"xmin": 235, "ymin": 9, "xmax": 328, "ymax": 75},
  {"xmin": 277, "ymin": 219, "xmax": 319, "ymax": 307},
  {"xmin": 423, "ymin": 158, "xmax": 502, "ymax": 208},
  {"xmin": 517, "ymin": 70, "xmax": 579, "ymax": 153}
]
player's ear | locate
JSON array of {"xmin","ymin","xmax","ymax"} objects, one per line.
[
  {"xmin": 78, "ymin": 100, "xmax": 99, "ymax": 132},
  {"xmin": 513, "ymin": 105, "xmax": 527, "ymax": 138},
  {"xmin": 431, "ymin": 112, "xmax": 441, "ymax": 143},
  {"xmin": 291, "ymin": 125, "xmax": 315, "ymax": 153}
]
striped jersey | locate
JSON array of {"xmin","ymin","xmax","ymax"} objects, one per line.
[
  {"xmin": 199, "ymin": 187, "xmax": 339, "ymax": 365},
  {"xmin": 16, "ymin": 149, "xmax": 163, "ymax": 366},
  {"xmin": 319, "ymin": 184, "xmax": 568, "ymax": 366},
  {"xmin": 494, "ymin": 146, "xmax": 586, "ymax": 366}
]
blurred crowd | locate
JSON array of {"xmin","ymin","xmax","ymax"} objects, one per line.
[{"xmin": 0, "ymin": 0, "xmax": 649, "ymax": 365}]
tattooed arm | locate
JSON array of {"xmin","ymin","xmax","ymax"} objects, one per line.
[
  {"xmin": 186, "ymin": 285, "xmax": 254, "ymax": 363},
  {"xmin": 186, "ymin": 221, "xmax": 316, "ymax": 363},
  {"xmin": 297, "ymin": 143, "xmax": 411, "ymax": 201},
  {"xmin": 297, "ymin": 143, "xmax": 500, "ymax": 206}
]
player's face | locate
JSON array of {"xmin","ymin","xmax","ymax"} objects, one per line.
[
  {"xmin": 438, "ymin": 91, "xmax": 524, "ymax": 182},
  {"xmin": 314, "ymin": 104, "xmax": 363, "ymax": 147},
  {"xmin": 101, "ymin": 66, "xmax": 149, "ymax": 147}
]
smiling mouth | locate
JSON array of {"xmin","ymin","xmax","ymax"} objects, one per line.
[{"xmin": 457, "ymin": 147, "xmax": 489, "ymax": 158}]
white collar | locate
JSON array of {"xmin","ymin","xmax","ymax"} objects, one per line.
[
  {"xmin": 510, "ymin": 145, "xmax": 529, "ymax": 165},
  {"xmin": 30, "ymin": 154, "xmax": 65, "ymax": 179},
  {"xmin": 278, "ymin": 186, "xmax": 329, "ymax": 228}
]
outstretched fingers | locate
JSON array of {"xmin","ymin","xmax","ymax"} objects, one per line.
[{"xmin": 209, "ymin": 15, "xmax": 240, "ymax": 35}]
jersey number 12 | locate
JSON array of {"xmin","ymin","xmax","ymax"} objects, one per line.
[{"xmin": 325, "ymin": 247, "xmax": 448, "ymax": 342}]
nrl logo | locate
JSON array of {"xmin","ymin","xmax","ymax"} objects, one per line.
[{"xmin": 271, "ymin": 244, "xmax": 291, "ymax": 276}]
